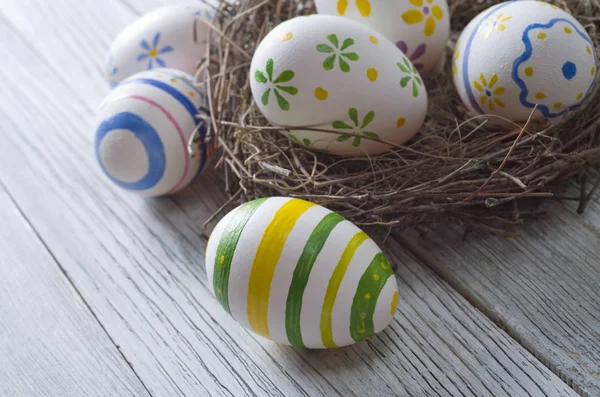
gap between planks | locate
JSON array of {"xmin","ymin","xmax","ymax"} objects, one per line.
[
  {"xmin": 0, "ymin": 182, "xmax": 156, "ymax": 397},
  {"xmin": 0, "ymin": 180, "xmax": 151, "ymax": 397}
]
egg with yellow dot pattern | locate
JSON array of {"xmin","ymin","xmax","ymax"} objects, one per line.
[
  {"xmin": 250, "ymin": 14, "xmax": 428, "ymax": 157},
  {"xmin": 315, "ymin": 0, "xmax": 450, "ymax": 74},
  {"xmin": 453, "ymin": 1, "xmax": 597, "ymax": 125},
  {"xmin": 205, "ymin": 197, "xmax": 400, "ymax": 348}
]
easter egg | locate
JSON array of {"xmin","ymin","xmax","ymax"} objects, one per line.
[
  {"xmin": 453, "ymin": 1, "xmax": 597, "ymax": 125},
  {"xmin": 315, "ymin": 0, "xmax": 450, "ymax": 74},
  {"xmin": 95, "ymin": 68, "xmax": 209, "ymax": 197},
  {"xmin": 105, "ymin": 4, "xmax": 214, "ymax": 86},
  {"xmin": 249, "ymin": 15, "xmax": 428, "ymax": 157},
  {"xmin": 206, "ymin": 197, "xmax": 400, "ymax": 348}
]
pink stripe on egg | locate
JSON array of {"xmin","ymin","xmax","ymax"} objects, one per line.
[{"xmin": 127, "ymin": 95, "xmax": 190, "ymax": 194}]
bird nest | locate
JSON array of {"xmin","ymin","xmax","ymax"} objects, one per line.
[{"xmin": 200, "ymin": 0, "xmax": 600, "ymax": 235}]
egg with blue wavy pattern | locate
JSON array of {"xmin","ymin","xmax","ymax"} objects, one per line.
[{"xmin": 453, "ymin": 1, "xmax": 597, "ymax": 125}]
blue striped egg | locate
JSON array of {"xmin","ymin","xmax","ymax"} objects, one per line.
[
  {"xmin": 95, "ymin": 68, "xmax": 209, "ymax": 197},
  {"xmin": 106, "ymin": 4, "xmax": 215, "ymax": 86},
  {"xmin": 206, "ymin": 197, "xmax": 400, "ymax": 348}
]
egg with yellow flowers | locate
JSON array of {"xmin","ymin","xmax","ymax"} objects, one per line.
[{"xmin": 453, "ymin": 1, "xmax": 597, "ymax": 125}]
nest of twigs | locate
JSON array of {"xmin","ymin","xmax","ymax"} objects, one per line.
[{"xmin": 201, "ymin": 0, "xmax": 600, "ymax": 234}]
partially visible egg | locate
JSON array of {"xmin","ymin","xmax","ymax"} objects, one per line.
[
  {"xmin": 206, "ymin": 197, "xmax": 400, "ymax": 348},
  {"xmin": 453, "ymin": 1, "xmax": 597, "ymax": 125},
  {"xmin": 250, "ymin": 15, "xmax": 428, "ymax": 157},
  {"xmin": 105, "ymin": 4, "xmax": 214, "ymax": 86},
  {"xmin": 95, "ymin": 68, "xmax": 209, "ymax": 197},
  {"xmin": 315, "ymin": 0, "xmax": 450, "ymax": 74}
]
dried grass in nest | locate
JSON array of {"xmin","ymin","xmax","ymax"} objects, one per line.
[{"xmin": 200, "ymin": 0, "xmax": 600, "ymax": 234}]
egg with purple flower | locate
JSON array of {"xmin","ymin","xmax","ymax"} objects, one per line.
[
  {"xmin": 105, "ymin": 4, "xmax": 215, "ymax": 86},
  {"xmin": 314, "ymin": 0, "xmax": 450, "ymax": 74}
]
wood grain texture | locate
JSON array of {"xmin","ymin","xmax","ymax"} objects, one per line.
[
  {"xmin": 0, "ymin": 185, "xmax": 150, "ymax": 397},
  {"xmin": 0, "ymin": 0, "xmax": 586, "ymax": 395},
  {"xmin": 398, "ymin": 188, "xmax": 600, "ymax": 396}
]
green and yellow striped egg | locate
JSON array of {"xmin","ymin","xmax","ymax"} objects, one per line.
[{"xmin": 206, "ymin": 197, "xmax": 399, "ymax": 348}]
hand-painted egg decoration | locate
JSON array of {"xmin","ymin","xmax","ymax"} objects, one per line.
[
  {"xmin": 249, "ymin": 15, "xmax": 428, "ymax": 157},
  {"xmin": 315, "ymin": 0, "xmax": 450, "ymax": 74},
  {"xmin": 95, "ymin": 68, "xmax": 209, "ymax": 197},
  {"xmin": 453, "ymin": 1, "xmax": 597, "ymax": 125},
  {"xmin": 206, "ymin": 197, "xmax": 400, "ymax": 348},
  {"xmin": 105, "ymin": 4, "xmax": 214, "ymax": 86}
]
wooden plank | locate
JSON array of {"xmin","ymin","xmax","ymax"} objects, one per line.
[
  {"xmin": 0, "ymin": 0, "xmax": 582, "ymax": 395},
  {"xmin": 0, "ymin": 185, "xmax": 151, "ymax": 397},
  {"xmin": 398, "ymin": 186, "xmax": 600, "ymax": 396}
]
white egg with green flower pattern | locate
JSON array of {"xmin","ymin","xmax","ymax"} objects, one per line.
[{"xmin": 250, "ymin": 14, "xmax": 428, "ymax": 157}]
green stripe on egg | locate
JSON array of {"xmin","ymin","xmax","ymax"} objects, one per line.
[
  {"xmin": 350, "ymin": 252, "xmax": 394, "ymax": 342},
  {"xmin": 212, "ymin": 197, "xmax": 268, "ymax": 314},
  {"xmin": 285, "ymin": 212, "xmax": 345, "ymax": 347}
]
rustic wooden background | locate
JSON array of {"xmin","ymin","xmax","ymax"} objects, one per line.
[{"xmin": 0, "ymin": 0, "xmax": 598, "ymax": 396}]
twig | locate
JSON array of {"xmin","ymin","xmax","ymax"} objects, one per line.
[
  {"xmin": 465, "ymin": 106, "xmax": 538, "ymax": 201},
  {"xmin": 578, "ymin": 172, "xmax": 600, "ymax": 214},
  {"xmin": 202, "ymin": 188, "xmax": 242, "ymax": 229}
]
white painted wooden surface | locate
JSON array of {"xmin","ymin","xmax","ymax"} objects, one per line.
[
  {"xmin": 399, "ymin": 187, "xmax": 600, "ymax": 396},
  {"xmin": 0, "ymin": 185, "xmax": 150, "ymax": 397},
  {"xmin": 0, "ymin": 0, "xmax": 596, "ymax": 395}
]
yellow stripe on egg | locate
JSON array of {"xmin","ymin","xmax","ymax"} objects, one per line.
[
  {"xmin": 320, "ymin": 231, "xmax": 370, "ymax": 348},
  {"xmin": 226, "ymin": 197, "xmax": 291, "ymax": 332},
  {"xmin": 247, "ymin": 199, "xmax": 316, "ymax": 339}
]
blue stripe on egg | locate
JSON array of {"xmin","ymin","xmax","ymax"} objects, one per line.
[
  {"xmin": 461, "ymin": 2, "xmax": 514, "ymax": 115},
  {"xmin": 148, "ymin": 70, "xmax": 210, "ymax": 174},
  {"xmin": 122, "ymin": 75, "xmax": 209, "ymax": 173},
  {"xmin": 95, "ymin": 111, "xmax": 166, "ymax": 190},
  {"xmin": 121, "ymin": 77, "xmax": 201, "ymax": 124}
]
